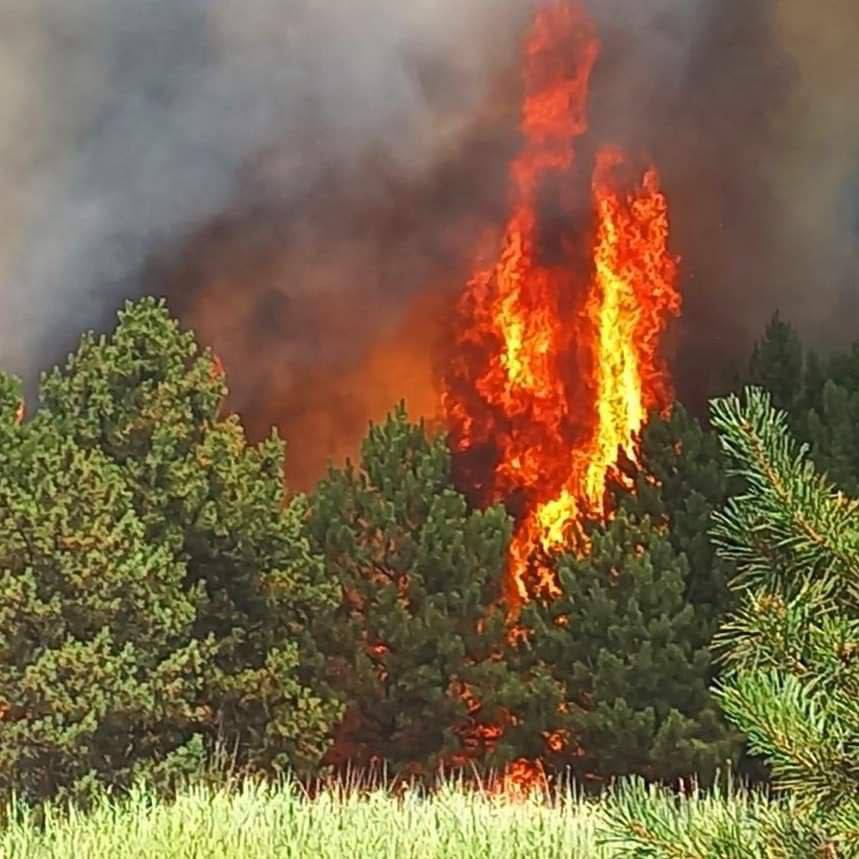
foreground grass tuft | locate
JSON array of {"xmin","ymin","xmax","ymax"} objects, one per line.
[{"xmin": 0, "ymin": 772, "xmax": 775, "ymax": 858}]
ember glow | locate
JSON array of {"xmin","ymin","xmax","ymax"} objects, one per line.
[{"xmin": 443, "ymin": 0, "xmax": 681, "ymax": 613}]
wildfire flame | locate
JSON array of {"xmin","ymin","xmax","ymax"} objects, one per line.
[
  {"xmin": 320, "ymin": 0, "xmax": 682, "ymax": 800},
  {"xmin": 444, "ymin": 0, "xmax": 680, "ymax": 614}
]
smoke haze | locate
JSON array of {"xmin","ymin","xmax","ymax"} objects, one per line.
[
  {"xmin": 770, "ymin": 0, "xmax": 859, "ymax": 338},
  {"xmin": 587, "ymin": 0, "xmax": 859, "ymax": 404},
  {"xmin": 0, "ymin": 0, "xmax": 530, "ymax": 377},
  {"xmin": 0, "ymin": 0, "xmax": 857, "ymax": 483}
]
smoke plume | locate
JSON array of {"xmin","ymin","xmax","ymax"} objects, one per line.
[
  {"xmin": 586, "ymin": 0, "xmax": 859, "ymax": 405},
  {"xmin": 0, "ymin": 0, "xmax": 530, "ymax": 375},
  {"xmin": 0, "ymin": 0, "xmax": 857, "ymax": 484}
]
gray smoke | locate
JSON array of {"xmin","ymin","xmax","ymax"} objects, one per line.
[
  {"xmin": 0, "ymin": 0, "xmax": 857, "ymax": 460},
  {"xmin": 0, "ymin": 0, "xmax": 531, "ymax": 381},
  {"xmin": 586, "ymin": 0, "xmax": 859, "ymax": 401},
  {"xmin": 767, "ymin": 0, "xmax": 859, "ymax": 342}
]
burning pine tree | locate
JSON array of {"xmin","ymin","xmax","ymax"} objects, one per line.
[{"xmin": 444, "ymin": 0, "xmax": 681, "ymax": 615}]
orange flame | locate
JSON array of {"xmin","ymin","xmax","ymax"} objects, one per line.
[
  {"xmin": 443, "ymin": 1, "xmax": 679, "ymax": 794},
  {"xmin": 444, "ymin": 0, "xmax": 680, "ymax": 617}
]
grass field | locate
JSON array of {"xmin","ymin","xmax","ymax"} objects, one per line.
[{"xmin": 0, "ymin": 770, "xmax": 777, "ymax": 858}]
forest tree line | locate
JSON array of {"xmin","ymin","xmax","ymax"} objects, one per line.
[{"xmin": 1, "ymin": 300, "xmax": 857, "ymax": 822}]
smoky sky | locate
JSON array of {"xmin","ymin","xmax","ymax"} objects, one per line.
[
  {"xmin": 0, "ymin": 0, "xmax": 857, "ymax": 481},
  {"xmin": 586, "ymin": 0, "xmax": 859, "ymax": 406},
  {"xmin": 0, "ymin": 0, "xmax": 531, "ymax": 379}
]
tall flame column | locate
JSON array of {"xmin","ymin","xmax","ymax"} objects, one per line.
[{"xmin": 443, "ymin": 0, "xmax": 680, "ymax": 613}]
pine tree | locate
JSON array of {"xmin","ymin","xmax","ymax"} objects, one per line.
[
  {"xmin": 506, "ymin": 510, "xmax": 740, "ymax": 789},
  {"xmin": 609, "ymin": 404, "xmax": 738, "ymax": 645},
  {"xmin": 602, "ymin": 388, "xmax": 859, "ymax": 856},
  {"xmin": 0, "ymin": 410, "xmax": 213, "ymax": 805},
  {"xmin": 306, "ymin": 405, "xmax": 515, "ymax": 781},
  {"xmin": 747, "ymin": 312, "xmax": 805, "ymax": 415},
  {"xmin": 805, "ymin": 379, "xmax": 859, "ymax": 497},
  {"xmin": 32, "ymin": 298, "xmax": 343, "ymax": 781},
  {"xmin": 801, "ymin": 348, "xmax": 828, "ymax": 418},
  {"xmin": 798, "ymin": 340, "xmax": 859, "ymax": 498},
  {"xmin": 758, "ymin": 317, "xmax": 859, "ymax": 498},
  {"xmin": 710, "ymin": 388, "xmax": 859, "ymax": 853},
  {"xmin": 743, "ymin": 313, "xmax": 859, "ymax": 495},
  {"xmin": 609, "ymin": 405, "xmax": 774, "ymax": 786}
]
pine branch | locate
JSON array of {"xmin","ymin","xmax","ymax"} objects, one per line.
[
  {"xmin": 597, "ymin": 777, "xmax": 760, "ymax": 859},
  {"xmin": 705, "ymin": 387, "xmax": 859, "ymax": 843},
  {"xmin": 715, "ymin": 670, "xmax": 859, "ymax": 808},
  {"xmin": 709, "ymin": 388, "xmax": 859, "ymax": 603}
]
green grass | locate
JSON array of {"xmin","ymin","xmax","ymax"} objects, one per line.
[{"xmin": 0, "ymin": 771, "xmax": 779, "ymax": 858}]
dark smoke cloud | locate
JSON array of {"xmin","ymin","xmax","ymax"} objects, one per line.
[
  {"xmin": 768, "ymin": 0, "xmax": 859, "ymax": 340},
  {"xmin": 0, "ymin": 0, "xmax": 531, "ymax": 382},
  {"xmin": 1, "ymin": 0, "xmax": 857, "ymax": 482},
  {"xmin": 588, "ymin": 0, "xmax": 859, "ymax": 403}
]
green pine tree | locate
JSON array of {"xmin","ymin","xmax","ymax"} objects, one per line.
[
  {"xmin": 609, "ymin": 404, "xmax": 773, "ymax": 785},
  {"xmin": 804, "ymin": 379, "xmax": 859, "ymax": 497},
  {"xmin": 747, "ymin": 312, "xmax": 805, "ymax": 415},
  {"xmin": 306, "ymin": 404, "xmax": 515, "ymax": 781},
  {"xmin": 800, "ymin": 348, "xmax": 828, "ymax": 418},
  {"xmin": 0, "ymin": 408, "xmax": 213, "ymax": 805},
  {"xmin": 743, "ymin": 313, "xmax": 859, "ymax": 496},
  {"xmin": 798, "ymin": 340, "xmax": 859, "ymax": 498},
  {"xmin": 602, "ymin": 388, "xmax": 859, "ymax": 857},
  {"xmin": 609, "ymin": 404, "xmax": 738, "ymax": 645},
  {"xmin": 710, "ymin": 388, "xmax": 859, "ymax": 854},
  {"xmin": 33, "ymin": 298, "xmax": 343, "ymax": 781},
  {"xmin": 506, "ymin": 510, "xmax": 740, "ymax": 789}
]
